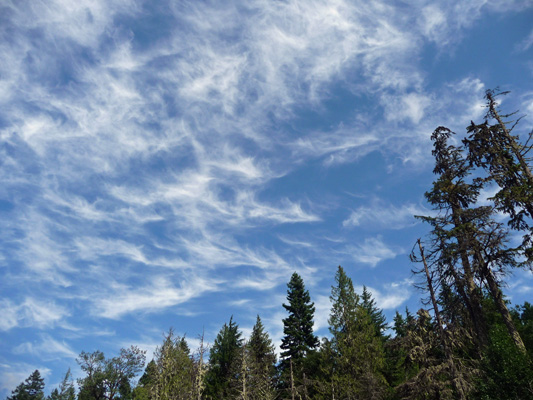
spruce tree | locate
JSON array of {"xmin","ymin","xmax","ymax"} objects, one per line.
[
  {"xmin": 280, "ymin": 272, "xmax": 319, "ymax": 360},
  {"xmin": 279, "ymin": 272, "xmax": 318, "ymax": 399}
]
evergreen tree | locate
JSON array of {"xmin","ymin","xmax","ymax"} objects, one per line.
[
  {"xmin": 421, "ymin": 126, "xmax": 526, "ymax": 352},
  {"xmin": 361, "ymin": 285, "xmax": 388, "ymax": 339},
  {"xmin": 247, "ymin": 315, "xmax": 277, "ymax": 400},
  {"xmin": 204, "ymin": 316, "xmax": 243, "ymax": 399},
  {"xmin": 151, "ymin": 330, "xmax": 194, "ymax": 400},
  {"xmin": 329, "ymin": 266, "xmax": 358, "ymax": 339},
  {"xmin": 279, "ymin": 272, "xmax": 318, "ymax": 399},
  {"xmin": 394, "ymin": 309, "xmax": 456, "ymax": 399},
  {"xmin": 132, "ymin": 360, "xmax": 156, "ymax": 400},
  {"xmin": 464, "ymin": 89, "xmax": 533, "ymax": 262},
  {"xmin": 417, "ymin": 126, "xmax": 489, "ymax": 350},
  {"xmin": 8, "ymin": 370, "xmax": 45, "ymax": 400},
  {"xmin": 328, "ymin": 266, "xmax": 387, "ymax": 399},
  {"xmin": 48, "ymin": 369, "xmax": 75, "ymax": 400}
]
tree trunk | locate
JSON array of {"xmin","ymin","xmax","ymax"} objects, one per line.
[
  {"xmin": 476, "ymin": 250, "xmax": 527, "ymax": 352},
  {"xmin": 418, "ymin": 240, "xmax": 467, "ymax": 400},
  {"xmin": 451, "ymin": 204, "xmax": 489, "ymax": 348}
]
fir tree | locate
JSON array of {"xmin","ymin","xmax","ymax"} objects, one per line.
[
  {"xmin": 204, "ymin": 316, "xmax": 243, "ymax": 399},
  {"xmin": 247, "ymin": 315, "xmax": 277, "ymax": 400},
  {"xmin": 279, "ymin": 272, "xmax": 318, "ymax": 399},
  {"xmin": 328, "ymin": 266, "xmax": 387, "ymax": 399},
  {"xmin": 280, "ymin": 272, "xmax": 319, "ymax": 361},
  {"xmin": 361, "ymin": 285, "xmax": 388, "ymax": 339}
]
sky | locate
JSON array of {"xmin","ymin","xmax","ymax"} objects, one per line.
[{"xmin": 1, "ymin": 0, "xmax": 532, "ymax": 395}]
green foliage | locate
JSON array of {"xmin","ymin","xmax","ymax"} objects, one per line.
[
  {"xmin": 246, "ymin": 315, "xmax": 277, "ymax": 400},
  {"xmin": 280, "ymin": 272, "xmax": 319, "ymax": 362},
  {"xmin": 329, "ymin": 266, "xmax": 358, "ymax": 339},
  {"xmin": 327, "ymin": 266, "xmax": 387, "ymax": 399},
  {"xmin": 362, "ymin": 285, "xmax": 389, "ymax": 339},
  {"xmin": 132, "ymin": 360, "xmax": 156, "ymax": 400},
  {"xmin": 151, "ymin": 330, "xmax": 194, "ymax": 400},
  {"xmin": 393, "ymin": 309, "xmax": 456, "ymax": 400},
  {"xmin": 204, "ymin": 316, "xmax": 243, "ymax": 399},
  {"xmin": 77, "ymin": 346, "xmax": 146, "ymax": 400},
  {"xmin": 279, "ymin": 272, "xmax": 318, "ymax": 398},
  {"xmin": 515, "ymin": 302, "xmax": 533, "ymax": 357},
  {"xmin": 7, "ymin": 370, "xmax": 45, "ymax": 400},
  {"xmin": 473, "ymin": 324, "xmax": 533, "ymax": 399},
  {"xmin": 48, "ymin": 369, "xmax": 75, "ymax": 400}
]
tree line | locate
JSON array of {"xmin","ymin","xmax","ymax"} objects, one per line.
[{"xmin": 7, "ymin": 90, "xmax": 533, "ymax": 399}]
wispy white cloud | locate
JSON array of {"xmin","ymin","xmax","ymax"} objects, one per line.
[
  {"xmin": 93, "ymin": 275, "xmax": 219, "ymax": 319},
  {"xmin": 343, "ymin": 199, "xmax": 431, "ymax": 229},
  {"xmin": 350, "ymin": 236, "xmax": 403, "ymax": 267},
  {"xmin": 358, "ymin": 280, "xmax": 413, "ymax": 310},
  {"xmin": 13, "ymin": 335, "xmax": 77, "ymax": 360},
  {"xmin": 0, "ymin": 298, "xmax": 69, "ymax": 331},
  {"xmin": 515, "ymin": 29, "xmax": 533, "ymax": 52}
]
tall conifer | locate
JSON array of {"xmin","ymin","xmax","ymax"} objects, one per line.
[
  {"xmin": 247, "ymin": 315, "xmax": 277, "ymax": 399},
  {"xmin": 280, "ymin": 272, "xmax": 318, "ymax": 399},
  {"xmin": 204, "ymin": 316, "xmax": 243, "ymax": 399}
]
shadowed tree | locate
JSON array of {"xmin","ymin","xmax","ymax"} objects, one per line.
[
  {"xmin": 204, "ymin": 316, "xmax": 243, "ymax": 399},
  {"xmin": 464, "ymin": 89, "xmax": 533, "ymax": 261}
]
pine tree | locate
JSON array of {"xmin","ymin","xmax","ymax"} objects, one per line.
[
  {"xmin": 204, "ymin": 316, "xmax": 243, "ymax": 399},
  {"xmin": 279, "ymin": 272, "xmax": 319, "ymax": 399}
]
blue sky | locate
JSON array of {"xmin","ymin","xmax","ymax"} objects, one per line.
[{"xmin": 1, "ymin": 0, "xmax": 532, "ymax": 395}]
